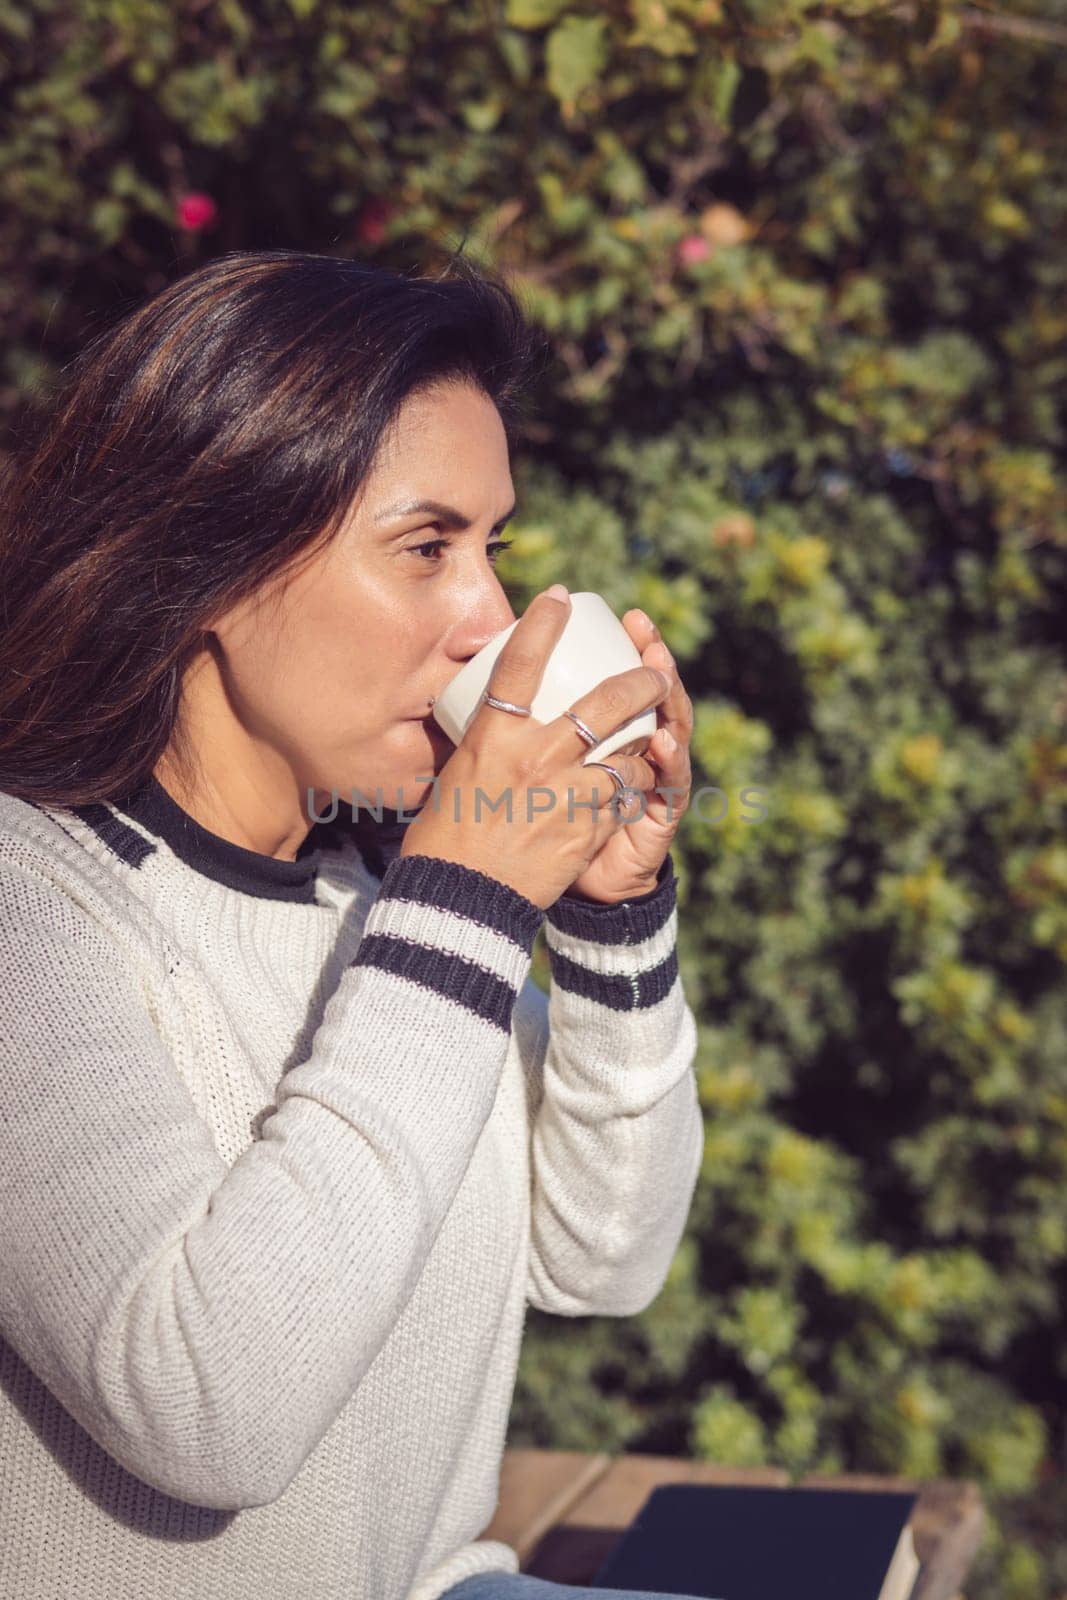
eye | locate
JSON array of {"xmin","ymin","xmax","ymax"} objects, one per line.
[{"xmin": 409, "ymin": 538, "xmax": 514, "ymax": 565}]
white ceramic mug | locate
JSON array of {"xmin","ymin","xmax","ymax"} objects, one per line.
[{"xmin": 431, "ymin": 591, "xmax": 658, "ymax": 765}]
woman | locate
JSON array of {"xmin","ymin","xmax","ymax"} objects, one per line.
[{"xmin": 0, "ymin": 249, "xmax": 704, "ymax": 1600}]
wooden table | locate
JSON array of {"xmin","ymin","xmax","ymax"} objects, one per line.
[{"xmin": 482, "ymin": 1449, "xmax": 985, "ymax": 1599}]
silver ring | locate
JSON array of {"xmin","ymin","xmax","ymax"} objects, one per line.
[
  {"xmin": 585, "ymin": 761, "xmax": 638, "ymax": 808},
  {"xmin": 563, "ymin": 710, "xmax": 600, "ymax": 748},
  {"xmin": 482, "ymin": 688, "xmax": 532, "ymax": 717}
]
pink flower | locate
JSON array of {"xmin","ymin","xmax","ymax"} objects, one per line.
[
  {"xmin": 677, "ymin": 233, "xmax": 710, "ymax": 266},
  {"xmin": 176, "ymin": 192, "xmax": 218, "ymax": 232},
  {"xmin": 357, "ymin": 198, "xmax": 392, "ymax": 245}
]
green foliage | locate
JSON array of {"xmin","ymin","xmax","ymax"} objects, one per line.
[{"xmin": 2, "ymin": 2, "xmax": 1066, "ymax": 1593}]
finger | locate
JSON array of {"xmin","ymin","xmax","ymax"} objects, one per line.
[
  {"xmin": 622, "ymin": 608, "xmax": 660, "ymax": 651},
  {"xmin": 643, "ymin": 639, "xmax": 693, "ymax": 744},
  {"xmin": 648, "ymin": 726, "xmax": 687, "ymax": 776},
  {"xmin": 645, "ymin": 728, "xmax": 691, "ymax": 816},
  {"xmin": 581, "ymin": 753, "xmax": 658, "ymax": 808},
  {"xmin": 549, "ymin": 664, "xmax": 671, "ymax": 757},
  {"xmin": 475, "ymin": 586, "xmax": 572, "ymax": 732}
]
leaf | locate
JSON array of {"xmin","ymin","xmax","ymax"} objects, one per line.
[
  {"xmin": 89, "ymin": 197, "xmax": 127, "ymax": 247},
  {"xmin": 545, "ymin": 14, "xmax": 609, "ymax": 110},
  {"xmin": 711, "ymin": 57, "xmax": 741, "ymax": 125},
  {"xmin": 462, "ymin": 97, "xmax": 504, "ymax": 133},
  {"xmin": 625, "ymin": 0, "xmax": 696, "ymax": 56},
  {"xmin": 498, "ymin": 28, "xmax": 532, "ymax": 83},
  {"xmin": 505, "ymin": 0, "xmax": 569, "ymax": 27},
  {"xmin": 601, "ymin": 146, "xmax": 646, "ymax": 204},
  {"xmin": 0, "ymin": 0, "xmax": 33, "ymax": 40}
]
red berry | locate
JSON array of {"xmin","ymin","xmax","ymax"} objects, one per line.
[{"xmin": 176, "ymin": 192, "xmax": 218, "ymax": 232}]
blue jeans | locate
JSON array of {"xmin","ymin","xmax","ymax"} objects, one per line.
[{"xmin": 439, "ymin": 1575, "xmax": 710, "ymax": 1600}]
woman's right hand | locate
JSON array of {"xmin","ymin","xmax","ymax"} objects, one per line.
[{"xmin": 398, "ymin": 587, "xmax": 672, "ymax": 911}]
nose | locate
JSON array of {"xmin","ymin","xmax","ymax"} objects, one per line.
[{"xmin": 446, "ymin": 582, "xmax": 516, "ymax": 666}]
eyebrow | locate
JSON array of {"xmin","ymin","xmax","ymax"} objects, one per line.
[{"xmin": 374, "ymin": 498, "xmax": 517, "ymax": 535}]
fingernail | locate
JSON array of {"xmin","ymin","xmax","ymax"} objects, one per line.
[
  {"xmin": 544, "ymin": 583, "xmax": 569, "ymax": 603},
  {"xmin": 654, "ymin": 669, "xmax": 671, "ymax": 691}
]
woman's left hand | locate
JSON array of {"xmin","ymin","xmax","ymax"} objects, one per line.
[{"xmin": 561, "ymin": 610, "xmax": 694, "ymax": 905}]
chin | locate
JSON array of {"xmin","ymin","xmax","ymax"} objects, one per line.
[{"xmin": 334, "ymin": 722, "xmax": 450, "ymax": 812}]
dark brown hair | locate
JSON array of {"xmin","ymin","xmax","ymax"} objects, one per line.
[{"xmin": 0, "ymin": 248, "xmax": 548, "ymax": 808}]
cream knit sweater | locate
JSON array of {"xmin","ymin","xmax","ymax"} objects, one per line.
[{"xmin": 0, "ymin": 775, "xmax": 703, "ymax": 1600}]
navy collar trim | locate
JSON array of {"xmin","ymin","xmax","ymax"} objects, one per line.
[{"xmin": 111, "ymin": 776, "xmax": 327, "ymax": 904}]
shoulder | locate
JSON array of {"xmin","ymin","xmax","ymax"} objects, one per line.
[
  {"xmin": 0, "ymin": 788, "xmax": 171, "ymax": 972},
  {"xmin": 0, "ymin": 787, "xmax": 90, "ymax": 885}
]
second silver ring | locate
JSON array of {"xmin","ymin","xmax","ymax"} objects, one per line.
[
  {"xmin": 563, "ymin": 710, "xmax": 601, "ymax": 749},
  {"xmin": 585, "ymin": 761, "xmax": 638, "ymax": 807}
]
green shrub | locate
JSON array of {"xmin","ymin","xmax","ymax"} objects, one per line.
[{"xmin": 2, "ymin": 2, "xmax": 1065, "ymax": 1592}]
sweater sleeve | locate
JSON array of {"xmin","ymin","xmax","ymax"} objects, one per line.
[
  {"xmin": 0, "ymin": 848, "xmax": 542, "ymax": 1513},
  {"xmin": 522, "ymin": 852, "xmax": 704, "ymax": 1318}
]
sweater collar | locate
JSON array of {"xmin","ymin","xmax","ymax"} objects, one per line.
[
  {"xmin": 112, "ymin": 776, "xmax": 412, "ymax": 902},
  {"xmin": 112, "ymin": 776, "xmax": 324, "ymax": 903}
]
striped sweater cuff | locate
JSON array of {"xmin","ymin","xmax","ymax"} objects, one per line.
[
  {"xmin": 546, "ymin": 851, "xmax": 675, "ymax": 942},
  {"xmin": 543, "ymin": 853, "xmax": 679, "ymax": 1011},
  {"xmin": 350, "ymin": 852, "xmax": 544, "ymax": 1033}
]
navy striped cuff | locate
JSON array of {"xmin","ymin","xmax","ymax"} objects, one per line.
[
  {"xmin": 544, "ymin": 852, "xmax": 676, "ymax": 946},
  {"xmin": 542, "ymin": 854, "xmax": 679, "ymax": 1012},
  {"xmin": 350, "ymin": 853, "xmax": 544, "ymax": 1033},
  {"xmin": 369, "ymin": 853, "xmax": 544, "ymax": 951},
  {"xmin": 544, "ymin": 944, "xmax": 679, "ymax": 1012}
]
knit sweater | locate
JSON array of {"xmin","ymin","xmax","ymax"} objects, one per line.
[{"xmin": 0, "ymin": 775, "xmax": 703, "ymax": 1600}]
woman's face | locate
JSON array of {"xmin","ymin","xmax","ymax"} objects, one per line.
[{"xmin": 211, "ymin": 379, "xmax": 519, "ymax": 818}]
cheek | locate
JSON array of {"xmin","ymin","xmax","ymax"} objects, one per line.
[
  {"xmin": 238, "ymin": 567, "xmax": 431, "ymax": 732},
  {"xmin": 299, "ymin": 570, "xmax": 411, "ymax": 676},
  {"xmin": 281, "ymin": 582, "xmax": 387, "ymax": 686},
  {"xmin": 223, "ymin": 611, "xmax": 365, "ymax": 738}
]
